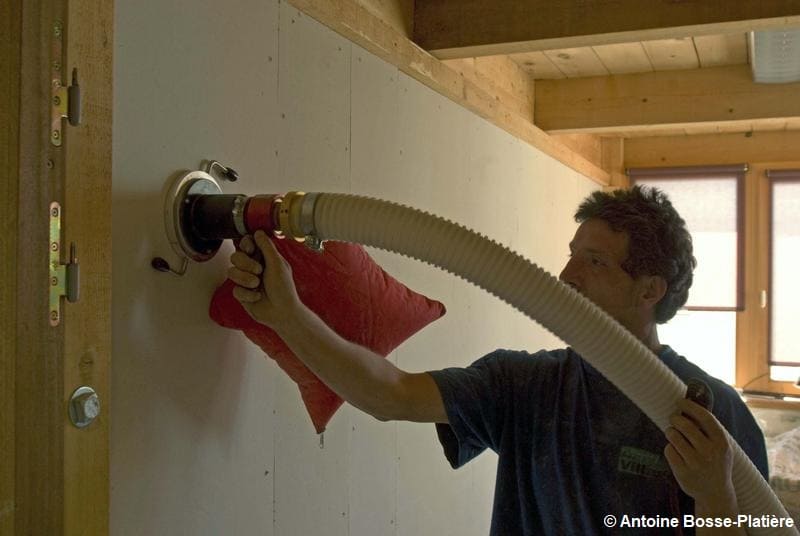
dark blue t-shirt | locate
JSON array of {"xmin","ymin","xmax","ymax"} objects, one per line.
[{"xmin": 428, "ymin": 346, "xmax": 768, "ymax": 535}]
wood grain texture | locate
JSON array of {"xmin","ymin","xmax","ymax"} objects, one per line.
[
  {"xmin": 592, "ymin": 42, "xmax": 653, "ymax": 75},
  {"xmin": 413, "ymin": 0, "xmax": 800, "ymax": 59},
  {"xmin": 694, "ymin": 33, "xmax": 748, "ymax": 68},
  {"xmin": 0, "ymin": 0, "xmax": 21, "ymax": 532},
  {"xmin": 16, "ymin": 0, "xmax": 66, "ymax": 533},
  {"xmin": 535, "ymin": 64, "xmax": 800, "ymax": 134},
  {"xmin": 624, "ymin": 131, "xmax": 800, "ymax": 167},
  {"xmin": 543, "ymin": 47, "xmax": 608, "ymax": 78},
  {"xmin": 63, "ymin": 0, "xmax": 112, "ymax": 533}
]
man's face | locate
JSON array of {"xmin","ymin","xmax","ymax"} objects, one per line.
[{"xmin": 558, "ymin": 218, "xmax": 643, "ymax": 327}]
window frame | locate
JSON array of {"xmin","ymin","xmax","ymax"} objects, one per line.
[
  {"xmin": 626, "ymin": 163, "xmax": 800, "ymax": 398},
  {"xmin": 627, "ymin": 165, "xmax": 746, "ymax": 312},
  {"xmin": 736, "ymin": 163, "xmax": 800, "ymax": 397},
  {"xmin": 766, "ymin": 169, "xmax": 800, "ymax": 368}
]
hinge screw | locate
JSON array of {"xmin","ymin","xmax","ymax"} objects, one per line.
[
  {"xmin": 51, "ymin": 242, "xmax": 59, "ymax": 251},
  {"xmin": 51, "ymin": 277, "xmax": 58, "ymax": 286},
  {"xmin": 53, "ymin": 95, "xmax": 61, "ymax": 106},
  {"xmin": 52, "ymin": 131, "xmax": 60, "ymax": 141},
  {"xmin": 53, "ymin": 22, "xmax": 62, "ymax": 38},
  {"xmin": 50, "ymin": 311, "xmax": 59, "ymax": 321},
  {"xmin": 53, "ymin": 61, "xmax": 61, "ymax": 71},
  {"xmin": 51, "ymin": 207, "xmax": 59, "ymax": 217}
]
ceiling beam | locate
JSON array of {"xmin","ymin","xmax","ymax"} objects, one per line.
[
  {"xmin": 625, "ymin": 130, "xmax": 800, "ymax": 168},
  {"xmin": 413, "ymin": 0, "xmax": 800, "ymax": 59},
  {"xmin": 534, "ymin": 64, "xmax": 800, "ymax": 135}
]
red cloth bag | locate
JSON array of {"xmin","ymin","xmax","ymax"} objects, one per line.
[{"xmin": 209, "ymin": 238, "xmax": 446, "ymax": 433}]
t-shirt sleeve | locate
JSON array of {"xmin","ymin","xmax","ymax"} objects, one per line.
[{"xmin": 427, "ymin": 351, "xmax": 511, "ymax": 469}]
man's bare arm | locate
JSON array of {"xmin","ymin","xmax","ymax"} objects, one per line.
[{"xmin": 230, "ymin": 231, "xmax": 447, "ymax": 424}]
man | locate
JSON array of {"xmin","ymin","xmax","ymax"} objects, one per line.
[{"xmin": 228, "ymin": 186, "xmax": 767, "ymax": 535}]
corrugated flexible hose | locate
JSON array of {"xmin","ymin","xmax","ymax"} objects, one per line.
[{"xmin": 285, "ymin": 192, "xmax": 795, "ymax": 535}]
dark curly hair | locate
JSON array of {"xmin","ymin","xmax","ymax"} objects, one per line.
[{"xmin": 574, "ymin": 185, "xmax": 696, "ymax": 323}]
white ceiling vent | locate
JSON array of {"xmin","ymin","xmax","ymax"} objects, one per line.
[{"xmin": 750, "ymin": 29, "xmax": 800, "ymax": 84}]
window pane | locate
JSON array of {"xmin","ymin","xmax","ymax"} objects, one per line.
[
  {"xmin": 770, "ymin": 366, "xmax": 799, "ymax": 383},
  {"xmin": 638, "ymin": 178, "xmax": 738, "ymax": 308},
  {"xmin": 659, "ymin": 309, "xmax": 736, "ymax": 385},
  {"xmin": 771, "ymin": 181, "xmax": 800, "ymax": 366}
]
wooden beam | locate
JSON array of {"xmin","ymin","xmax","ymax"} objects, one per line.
[
  {"xmin": 442, "ymin": 56, "xmax": 535, "ymax": 121},
  {"xmin": 601, "ymin": 138, "xmax": 628, "ymax": 191},
  {"xmin": 535, "ymin": 65, "xmax": 800, "ymax": 135},
  {"xmin": 624, "ymin": 130, "xmax": 800, "ymax": 168},
  {"xmin": 413, "ymin": 0, "xmax": 800, "ymax": 59},
  {"xmin": 286, "ymin": 0, "xmax": 609, "ymax": 185},
  {"xmin": 550, "ymin": 133, "xmax": 602, "ymax": 170}
]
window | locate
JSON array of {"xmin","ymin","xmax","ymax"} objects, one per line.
[
  {"xmin": 767, "ymin": 170, "xmax": 800, "ymax": 383},
  {"xmin": 628, "ymin": 165, "xmax": 745, "ymax": 385}
]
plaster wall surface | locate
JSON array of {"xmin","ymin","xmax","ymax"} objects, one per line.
[{"xmin": 112, "ymin": 2, "xmax": 598, "ymax": 534}]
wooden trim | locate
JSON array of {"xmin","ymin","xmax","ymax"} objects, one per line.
[
  {"xmin": 16, "ymin": 1, "xmax": 67, "ymax": 533},
  {"xmin": 551, "ymin": 133, "xmax": 602, "ymax": 171},
  {"xmin": 766, "ymin": 174, "xmax": 800, "ymax": 367},
  {"xmin": 285, "ymin": 0, "xmax": 609, "ymax": 186},
  {"xmin": 7, "ymin": 0, "xmax": 112, "ymax": 533},
  {"xmin": 737, "ymin": 165, "xmax": 769, "ymax": 391},
  {"xmin": 0, "ymin": 0, "xmax": 21, "ymax": 532},
  {"xmin": 625, "ymin": 131, "xmax": 800, "ymax": 168},
  {"xmin": 62, "ymin": 0, "xmax": 112, "ymax": 533},
  {"xmin": 740, "ymin": 163, "xmax": 800, "ymax": 396},
  {"xmin": 413, "ymin": 1, "xmax": 800, "ymax": 59},
  {"xmin": 442, "ymin": 56, "xmax": 535, "ymax": 122},
  {"xmin": 684, "ymin": 307, "xmax": 741, "ymax": 312},
  {"xmin": 600, "ymin": 137, "xmax": 628, "ymax": 191},
  {"xmin": 535, "ymin": 65, "xmax": 800, "ymax": 134},
  {"xmin": 745, "ymin": 397, "xmax": 800, "ymax": 411}
]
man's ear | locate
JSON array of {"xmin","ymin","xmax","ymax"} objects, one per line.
[{"xmin": 639, "ymin": 275, "xmax": 667, "ymax": 307}]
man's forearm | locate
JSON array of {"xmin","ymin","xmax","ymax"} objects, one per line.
[{"xmin": 272, "ymin": 303, "xmax": 405, "ymax": 421}]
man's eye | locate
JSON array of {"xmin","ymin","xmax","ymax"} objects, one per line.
[{"xmin": 592, "ymin": 257, "xmax": 604, "ymax": 266}]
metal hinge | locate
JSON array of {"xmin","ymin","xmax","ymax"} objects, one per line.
[
  {"xmin": 50, "ymin": 20, "xmax": 81, "ymax": 146},
  {"xmin": 49, "ymin": 202, "xmax": 80, "ymax": 326}
]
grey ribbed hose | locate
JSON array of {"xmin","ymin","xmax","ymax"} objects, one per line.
[{"xmin": 299, "ymin": 192, "xmax": 795, "ymax": 535}]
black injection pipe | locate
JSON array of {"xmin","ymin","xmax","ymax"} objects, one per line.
[
  {"xmin": 153, "ymin": 187, "xmax": 284, "ymax": 275},
  {"xmin": 187, "ymin": 194, "xmax": 247, "ymax": 241}
]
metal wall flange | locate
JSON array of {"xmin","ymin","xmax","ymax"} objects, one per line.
[
  {"xmin": 69, "ymin": 386, "xmax": 100, "ymax": 428},
  {"xmin": 164, "ymin": 170, "xmax": 224, "ymax": 262}
]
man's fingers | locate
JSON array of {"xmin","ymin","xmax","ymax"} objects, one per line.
[
  {"xmin": 664, "ymin": 443, "xmax": 686, "ymax": 472},
  {"xmin": 239, "ymin": 235, "xmax": 255, "ymax": 255},
  {"xmin": 228, "ymin": 267, "xmax": 261, "ymax": 289},
  {"xmin": 230, "ymin": 251, "xmax": 263, "ymax": 275},
  {"xmin": 677, "ymin": 398, "xmax": 724, "ymax": 442},
  {"xmin": 233, "ymin": 286, "xmax": 263, "ymax": 303},
  {"xmin": 669, "ymin": 413, "xmax": 711, "ymax": 453},
  {"xmin": 254, "ymin": 230, "xmax": 280, "ymax": 262}
]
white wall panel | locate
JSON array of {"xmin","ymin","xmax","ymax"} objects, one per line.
[
  {"xmin": 112, "ymin": 0, "xmax": 280, "ymax": 534},
  {"xmin": 113, "ymin": 1, "xmax": 599, "ymax": 534},
  {"xmin": 273, "ymin": 5, "xmax": 352, "ymax": 536}
]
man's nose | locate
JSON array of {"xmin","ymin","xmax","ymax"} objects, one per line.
[{"xmin": 559, "ymin": 258, "xmax": 579, "ymax": 289}]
